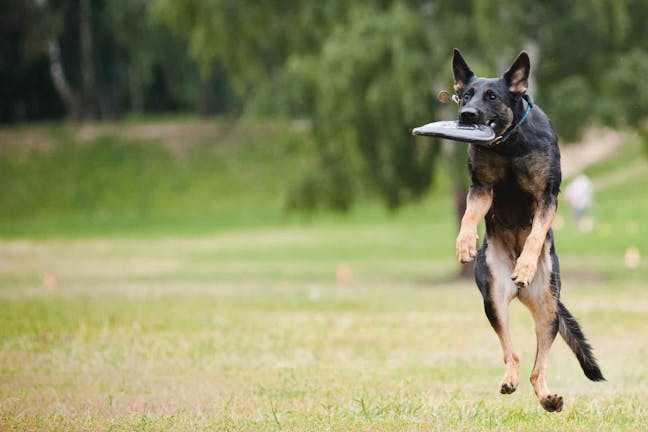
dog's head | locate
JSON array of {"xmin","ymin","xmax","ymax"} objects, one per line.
[{"xmin": 452, "ymin": 49, "xmax": 530, "ymax": 137}]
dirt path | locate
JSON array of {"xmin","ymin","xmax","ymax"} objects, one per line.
[{"xmin": 560, "ymin": 127, "xmax": 632, "ymax": 179}]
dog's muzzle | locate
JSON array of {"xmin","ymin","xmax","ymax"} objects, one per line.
[{"xmin": 459, "ymin": 108, "xmax": 481, "ymax": 125}]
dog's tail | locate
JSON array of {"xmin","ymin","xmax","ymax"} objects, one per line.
[{"xmin": 557, "ymin": 300, "xmax": 605, "ymax": 381}]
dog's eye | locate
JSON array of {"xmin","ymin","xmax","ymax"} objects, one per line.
[
  {"xmin": 485, "ymin": 90, "xmax": 497, "ymax": 101},
  {"xmin": 463, "ymin": 93, "xmax": 471, "ymax": 102}
]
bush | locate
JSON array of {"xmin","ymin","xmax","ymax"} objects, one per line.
[{"xmin": 546, "ymin": 76, "xmax": 593, "ymax": 142}]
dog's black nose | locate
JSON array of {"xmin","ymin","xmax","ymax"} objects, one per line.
[{"xmin": 459, "ymin": 108, "xmax": 480, "ymax": 125}]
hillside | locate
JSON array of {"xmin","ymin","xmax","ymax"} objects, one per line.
[{"xmin": 0, "ymin": 119, "xmax": 646, "ymax": 282}]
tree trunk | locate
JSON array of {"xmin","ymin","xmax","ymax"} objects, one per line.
[
  {"xmin": 128, "ymin": 67, "xmax": 144, "ymax": 114},
  {"xmin": 79, "ymin": 0, "xmax": 97, "ymax": 121},
  {"xmin": 198, "ymin": 78, "xmax": 211, "ymax": 117},
  {"xmin": 47, "ymin": 39, "xmax": 80, "ymax": 121}
]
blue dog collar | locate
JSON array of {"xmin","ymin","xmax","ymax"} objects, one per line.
[{"xmin": 494, "ymin": 94, "xmax": 534, "ymax": 144}]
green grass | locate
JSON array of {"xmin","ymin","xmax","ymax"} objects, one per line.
[
  {"xmin": 0, "ymin": 119, "xmax": 647, "ymax": 430},
  {"xmin": 0, "ymin": 119, "xmax": 315, "ymax": 236},
  {"xmin": 0, "ymin": 234, "xmax": 647, "ymax": 431}
]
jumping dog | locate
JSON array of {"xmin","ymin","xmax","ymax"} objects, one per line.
[{"xmin": 451, "ymin": 49, "xmax": 604, "ymax": 412}]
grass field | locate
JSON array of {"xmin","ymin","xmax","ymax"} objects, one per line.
[
  {"xmin": 1, "ymin": 120, "xmax": 647, "ymax": 430},
  {"xmin": 1, "ymin": 233, "xmax": 647, "ymax": 431}
]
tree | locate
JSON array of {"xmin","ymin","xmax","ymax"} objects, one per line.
[
  {"xmin": 149, "ymin": 0, "xmax": 260, "ymax": 114},
  {"xmin": 100, "ymin": 0, "xmax": 210, "ymax": 116},
  {"xmin": 280, "ymin": 3, "xmax": 443, "ymax": 211},
  {"xmin": 78, "ymin": 0, "xmax": 97, "ymax": 120},
  {"xmin": 599, "ymin": 48, "xmax": 648, "ymax": 152},
  {"xmin": 0, "ymin": 1, "xmax": 66, "ymax": 121},
  {"xmin": 38, "ymin": 0, "xmax": 93, "ymax": 122}
]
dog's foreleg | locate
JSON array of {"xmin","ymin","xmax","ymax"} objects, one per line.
[
  {"xmin": 511, "ymin": 197, "xmax": 556, "ymax": 287},
  {"xmin": 456, "ymin": 185, "xmax": 492, "ymax": 263}
]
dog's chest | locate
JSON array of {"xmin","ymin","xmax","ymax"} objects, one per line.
[
  {"xmin": 469, "ymin": 147, "xmax": 545, "ymax": 196},
  {"xmin": 470, "ymin": 146, "xmax": 544, "ymax": 230}
]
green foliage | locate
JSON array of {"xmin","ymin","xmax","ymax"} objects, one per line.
[
  {"xmin": 149, "ymin": 0, "xmax": 355, "ymax": 89},
  {"xmin": 285, "ymin": 150, "xmax": 357, "ymax": 212},
  {"xmin": 599, "ymin": 49, "xmax": 648, "ymax": 128},
  {"xmin": 102, "ymin": 0, "xmax": 202, "ymax": 111},
  {"xmin": 537, "ymin": 0, "xmax": 644, "ymax": 142},
  {"xmin": 547, "ymin": 77, "xmax": 593, "ymax": 142},
  {"xmin": 281, "ymin": 3, "xmax": 442, "ymax": 210},
  {"xmin": 597, "ymin": 48, "xmax": 648, "ymax": 153}
]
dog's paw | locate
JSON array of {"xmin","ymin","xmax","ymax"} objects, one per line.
[
  {"xmin": 456, "ymin": 230, "xmax": 478, "ymax": 263},
  {"xmin": 511, "ymin": 254, "xmax": 538, "ymax": 288},
  {"xmin": 540, "ymin": 394, "xmax": 563, "ymax": 413},
  {"xmin": 500, "ymin": 379, "xmax": 518, "ymax": 395}
]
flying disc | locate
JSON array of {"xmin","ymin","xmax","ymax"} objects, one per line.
[{"xmin": 412, "ymin": 120, "xmax": 496, "ymax": 143}]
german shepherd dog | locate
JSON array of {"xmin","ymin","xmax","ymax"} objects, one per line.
[{"xmin": 451, "ymin": 49, "xmax": 604, "ymax": 412}]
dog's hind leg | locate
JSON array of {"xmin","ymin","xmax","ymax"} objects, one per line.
[
  {"xmin": 518, "ymin": 239, "xmax": 563, "ymax": 412},
  {"xmin": 475, "ymin": 238, "xmax": 520, "ymax": 394}
]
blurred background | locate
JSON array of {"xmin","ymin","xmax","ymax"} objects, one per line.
[
  {"xmin": 1, "ymin": 1, "xmax": 647, "ymax": 430},
  {"xmin": 2, "ymin": 0, "xmax": 648, "ymax": 241}
]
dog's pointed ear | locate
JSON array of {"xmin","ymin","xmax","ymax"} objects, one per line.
[
  {"xmin": 452, "ymin": 48, "xmax": 474, "ymax": 92},
  {"xmin": 503, "ymin": 51, "xmax": 530, "ymax": 93}
]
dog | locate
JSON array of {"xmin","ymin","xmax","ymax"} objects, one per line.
[{"xmin": 451, "ymin": 49, "xmax": 604, "ymax": 412}]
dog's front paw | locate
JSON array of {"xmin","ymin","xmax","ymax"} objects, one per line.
[
  {"xmin": 456, "ymin": 230, "xmax": 478, "ymax": 263},
  {"xmin": 511, "ymin": 253, "xmax": 538, "ymax": 287}
]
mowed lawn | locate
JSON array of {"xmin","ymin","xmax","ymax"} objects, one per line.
[
  {"xmin": 1, "ymin": 124, "xmax": 647, "ymax": 430},
  {"xmin": 1, "ymin": 223, "xmax": 647, "ymax": 431}
]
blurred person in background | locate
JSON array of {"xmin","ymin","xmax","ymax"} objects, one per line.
[{"xmin": 565, "ymin": 174, "xmax": 594, "ymax": 231}]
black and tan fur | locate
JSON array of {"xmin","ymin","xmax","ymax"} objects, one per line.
[{"xmin": 452, "ymin": 49, "xmax": 604, "ymax": 412}]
